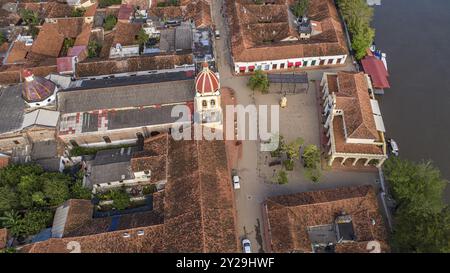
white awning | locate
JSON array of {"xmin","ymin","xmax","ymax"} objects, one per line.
[
  {"xmin": 370, "ymin": 99, "xmax": 382, "ymax": 115},
  {"xmin": 373, "ymin": 114, "xmax": 386, "ymax": 132}
]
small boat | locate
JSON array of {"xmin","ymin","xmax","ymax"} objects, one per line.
[{"xmin": 370, "ymin": 44, "xmax": 388, "ymax": 71}]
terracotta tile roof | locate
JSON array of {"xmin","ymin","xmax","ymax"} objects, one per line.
[
  {"xmin": 75, "ymin": 53, "xmax": 193, "ymax": 77},
  {"xmin": 131, "ymin": 134, "xmax": 168, "ymax": 183},
  {"xmin": 61, "ymin": 199, "xmax": 94, "ymax": 236},
  {"xmin": 0, "ymin": 7, "xmax": 20, "ymax": 27},
  {"xmin": 30, "ymin": 18, "xmax": 92, "ymax": 58},
  {"xmin": 57, "ymin": 57, "xmax": 74, "ymax": 73},
  {"xmin": 184, "ymin": 0, "xmax": 212, "ymax": 28},
  {"xmin": 0, "ymin": 228, "xmax": 8, "ymax": 249},
  {"xmin": 123, "ymin": 0, "xmax": 150, "ymax": 9},
  {"xmin": 264, "ymin": 185, "xmax": 389, "ymax": 253},
  {"xmin": 226, "ymin": 0, "xmax": 348, "ymax": 62},
  {"xmin": 118, "ymin": 4, "xmax": 134, "ymax": 21},
  {"xmin": 0, "ymin": 156, "xmax": 10, "ymax": 169},
  {"xmin": 0, "ymin": 64, "xmax": 57, "ymax": 84},
  {"xmin": 333, "ymin": 115, "xmax": 383, "ymax": 155},
  {"xmin": 163, "ymin": 136, "xmax": 238, "ymax": 252},
  {"xmin": 45, "ymin": 2, "xmax": 75, "ymax": 18},
  {"xmin": 112, "ymin": 21, "xmax": 141, "ymax": 46},
  {"xmin": 21, "ymin": 224, "xmax": 166, "ymax": 253},
  {"xmin": 22, "ymin": 134, "xmax": 238, "ymax": 253},
  {"xmin": 332, "ymin": 71, "xmax": 379, "ymax": 140},
  {"xmin": 84, "ymin": 2, "xmax": 98, "ymax": 17},
  {"xmin": 4, "ymin": 41, "xmax": 31, "ymax": 64},
  {"xmin": 149, "ymin": 6, "xmax": 183, "ymax": 18}
]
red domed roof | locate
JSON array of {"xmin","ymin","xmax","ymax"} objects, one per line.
[
  {"xmin": 195, "ymin": 63, "xmax": 219, "ymax": 95},
  {"xmin": 22, "ymin": 69, "xmax": 56, "ymax": 103}
]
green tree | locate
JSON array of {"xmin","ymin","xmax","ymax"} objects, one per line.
[
  {"xmin": 17, "ymin": 174, "xmax": 42, "ymax": 209},
  {"xmin": 0, "ymin": 210, "xmax": 21, "ymax": 230},
  {"xmin": 20, "ymin": 9, "xmax": 39, "ymax": 26},
  {"xmin": 43, "ymin": 178, "xmax": 70, "ymax": 207},
  {"xmin": 19, "ymin": 210, "xmax": 53, "ymax": 237},
  {"xmin": 87, "ymin": 41, "xmax": 100, "ymax": 58},
  {"xmin": 270, "ymin": 134, "xmax": 286, "ymax": 158},
  {"xmin": 62, "ymin": 38, "xmax": 75, "ymax": 56},
  {"xmin": 338, "ymin": 0, "xmax": 373, "ymax": 32},
  {"xmin": 302, "ymin": 144, "xmax": 321, "ymax": 182},
  {"xmin": 137, "ymin": 28, "xmax": 149, "ymax": 50},
  {"xmin": 0, "ymin": 187, "xmax": 18, "ymax": 212},
  {"xmin": 384, "ymin": 157, "xmax": 450, "ymax": 252},
  {"xmin": 302, "ymin": 144, "xmax": 320, "ymax": 169},
  {"xmin": 0, "ymin": 32, "xmax": 6, "ymax": 45},
  {"xmin": 98, "ymin": 0, "xmax": 121, "ymax": 8},
  {"xmin": 31, "ymin": 192, "xmax": 46, "ymax": 207},
  {"xmin": 286, "ymin": 137, "xmax": 304, "ymax": 160},
  {"xmin": 110, "ymin": 188, "xmax": 130, "ymax": 210},
  {"xmin": 276, "ymin": 170, "xmax": 288, "ymax": 184},
  {"xmin": 337, "ymin": 0, "xmax": 375, "ymax": 60},
  {"xmin": 351, "ymin": 24, "xmax": 375, "ymax": 60},
  {"xmin": 292, "ymin": 0, "xmax": 309, "ymax": 17},
  {"xmin": 304, "ymin": 167, "xmax": 321, "ymax": 183},
  {"xmin": 103, "ymin": 15, "xmax": 117, "ymax": 31},
  {"xmin": 71, "ymin": 8, "xmax": 86, "ymax": 17},
  {"xmin": 384, "ymin": 158, "xmax": 446, "ymax": 216},
  {"xmin": 70, "ymin": 181, "xmax": 91, "ymax": 200},
  {"xmin": 247, "ymin": 69, "xmax": 270, "ymax": 94},
  {"xmin": 393, "ymin": 207, "xmax": 450, "ymax": 253}
]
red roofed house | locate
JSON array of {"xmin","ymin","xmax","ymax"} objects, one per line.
[
  {"xmin": 118, "ymin": 4, "xmax": 134, "ymax": 22},
  {"xmin": 262, "ymin": 185, "xmax": 389, "ymax": 253},
  {"xmin": 361, "ymin": 55, "xmax": 390, "ymax": 90},
  {"xmin": 227, "ymin": 0, "xmax": 348, "ymax": 74},
  {"xmin": 194, "ymin": 63, "xmax": 222, "ymax": 128},
  {"xmin": 320, "ymin": 71, "xmax": 388, "ymax": 168}
]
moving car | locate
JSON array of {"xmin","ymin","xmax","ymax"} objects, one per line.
[
  {"xmin": 242, "ymin": 239, "xmax": 251, "ymax": 253},
  {"xmin": 387, "ymin": 139, "xmax": 399, "ymax": 156},
  {"xmin": 215, "ymin": 30, "xmax": 220, "ymax": 39}
]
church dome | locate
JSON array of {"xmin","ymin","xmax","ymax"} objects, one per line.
[
  {"xmin": 22, "ymin": 69, "xmax": 56, "ymax": 104},
  {"xmin": 195, "ymin": 63, "xmax": 219, "ymax": 95}
]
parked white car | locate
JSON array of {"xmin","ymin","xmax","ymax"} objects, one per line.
[
  {"xmin": 242, "ymin": 239, "xmax": 251, "ymax": 253},
  {"xmin": 233, "ymin": 175, "xmax": 240, "ymax": 190}
]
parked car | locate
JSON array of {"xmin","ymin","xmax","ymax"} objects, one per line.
[
  {"xmin": 232, "ymin": 174, "xmax": 240, "ymax": 189},
  {"xmin": 387, "ymin": 139, "xmax": 399, "ymax": 156},
  {"xmin": 215, "ymin": 30, "xmax": 220, "ymax": 39},
  {"xmin": 242, "ymin": 239, "xmax": 251, "ymax": 253}
]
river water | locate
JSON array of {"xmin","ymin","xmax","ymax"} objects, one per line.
[{"xmin": 372, "ymin": 0, "xmax": 450, "ymax": 200}]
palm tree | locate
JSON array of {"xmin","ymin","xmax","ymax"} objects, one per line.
[
  {"xmin": 0, "ymin": 210, "xmax": 21, "ymax": 229},
  {"xmin": 0, "ymin": 210, "xmax": 22, "ymax": 236}
]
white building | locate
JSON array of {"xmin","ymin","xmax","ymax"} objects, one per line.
[{"xmin": 320, "ymin": 71, "xmax": 388, "ymax": 168}]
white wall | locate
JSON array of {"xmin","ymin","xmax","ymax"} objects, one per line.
[{"xmin": 234, "ymin": 55, "xmax": 347, "ymax": 74}]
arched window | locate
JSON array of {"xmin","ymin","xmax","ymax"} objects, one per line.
[
  {"xmin": 210, "ymin": 99, "xmax": 216, "ymax": 107},
  {"xmin": 202, "ymin": 100, "xmax": 207, "ymax": 108}
]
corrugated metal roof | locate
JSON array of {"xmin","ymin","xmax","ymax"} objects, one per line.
[{"xmin": 22, "ymin": 109, "xmax": 60, "ymax": 129}]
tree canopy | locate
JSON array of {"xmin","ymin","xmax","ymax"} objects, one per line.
[
  {"xmin": 103, "ymin": 15, "xmax": 117, "ymax": 31},
  {"xmin": 248, "ymin": 69, "xmax": 270, "ymax": 94},
  {"xmin": 384, "ymin": 158, "xmax": 450, "ymax": 252},
  {"xmin": 0, "ymin": 164, "xmax": 91, "ymax": 237},
  {"xmin": 302, "ymin": 144, "xmax": 321, "ymax": 182},
  {"xmin": 292, "ymin": 0, "xmax": 310, "ymax": 17},
  {"xmin": 337, "ymin": 0, "xmax": 375, "ymax": 60}
]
